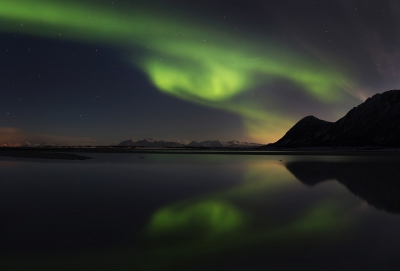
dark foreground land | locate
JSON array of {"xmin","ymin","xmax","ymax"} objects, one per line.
[
  {"xmin": 1, "ymin": 146, "xmax": 400, "ymax": 160},
  {"xmin": 0, "ymin": 149, "xmax": 92, "ymax": 160}
]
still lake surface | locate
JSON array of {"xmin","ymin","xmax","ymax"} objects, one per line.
[{"xmin": 1, "ymin": 152, "xmax": 400, "ymax": 270}]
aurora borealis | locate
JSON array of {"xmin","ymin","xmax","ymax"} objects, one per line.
[{"xmin": 1, "ymin": 0, "xmax": 399, "ymax": 144}]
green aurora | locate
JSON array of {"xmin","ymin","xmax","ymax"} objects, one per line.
[{"xmin": 0, "ymin": 0, "xmax": 358, "ymax": 142}]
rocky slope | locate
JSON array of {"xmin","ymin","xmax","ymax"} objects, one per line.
[
  {"xmin": 273, "ymin": 116, "xmax": 333, "ymax": 147},
  {"xmin": 272, "ymin": 89, "xmax": 400, "ymax": 147}
]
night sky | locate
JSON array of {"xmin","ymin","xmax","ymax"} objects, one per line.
[{"xmin": 1, "ymin": 0, "xmax": 399, "ymax": 145}]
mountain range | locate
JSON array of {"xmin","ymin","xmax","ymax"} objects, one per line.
[
  {"xmin": 118, "ymin": 138, "xmax": 262, "ymax": 148},
  {"xmin": 270, "ymin": 89, "xmax": 400, "ymax": 148}
]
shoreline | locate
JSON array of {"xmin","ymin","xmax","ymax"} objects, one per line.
[
  {"xmin": 0, "ymin": 150, "xmax": 92, "ymax": 160},
  {"xmin": 1, "ymin": 147, "xmax": 400, "ymax": 160}
]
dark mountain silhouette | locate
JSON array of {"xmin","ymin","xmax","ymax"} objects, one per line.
[
  {"xmin": 286, "ymin": 159, "xmax": 400, "ymax": 214},
  {"xmin": 272, "ymin": 116, "xmax": 333, "ymax": 147},
  {"xmin": 272, "ymin": 89, "xmax": 400, "ymax": 147}
]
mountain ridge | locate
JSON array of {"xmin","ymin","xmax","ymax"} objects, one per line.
[{"xmin": 271, "ymin": 89, "xmax": 400, "ymax": 147}]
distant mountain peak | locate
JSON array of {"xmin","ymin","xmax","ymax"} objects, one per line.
[{"xmin": 118, "ymin": 139, "xmax": 135, "ymax": 146}]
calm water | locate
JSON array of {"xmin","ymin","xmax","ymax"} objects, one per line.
[{"xmin": 1, "ymin": 153, "xmax": 400, "ymax": 270}]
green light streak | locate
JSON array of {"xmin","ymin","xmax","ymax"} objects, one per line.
[
  {"xmin": 0, "ymin": 0, "xmax": 357, "ymax": 142},
  {"xmin": 145, "ymin": 59, "xmax": 250, "ymax": 101}
]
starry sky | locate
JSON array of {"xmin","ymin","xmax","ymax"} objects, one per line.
[{"xmin": 1, "ymin": 0, "xmax": 399, "ymax": 145}]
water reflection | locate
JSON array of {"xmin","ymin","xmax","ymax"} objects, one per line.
[
  {"xmin": 286, "ymin": 158, "xmax": 400, "ymax": 213},
  {"xmin": 1, "ymin": 154, "xmax": 400, "ymax": 270},
  {"xmin": 144, "ymin": 159, "xmax": 357, "ymax": 270}
]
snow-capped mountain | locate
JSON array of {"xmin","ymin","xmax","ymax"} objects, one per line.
[
  {"xmin": 118, "ymin": 138, "xmax": 185, "ymax": 147},
  {"xmin": 118, "ymin": 138, "xmax": 262, "ymax": 148},
  {"xmin": 187, "ymin": 140, "xmax": 227, "ymax": 147}
]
